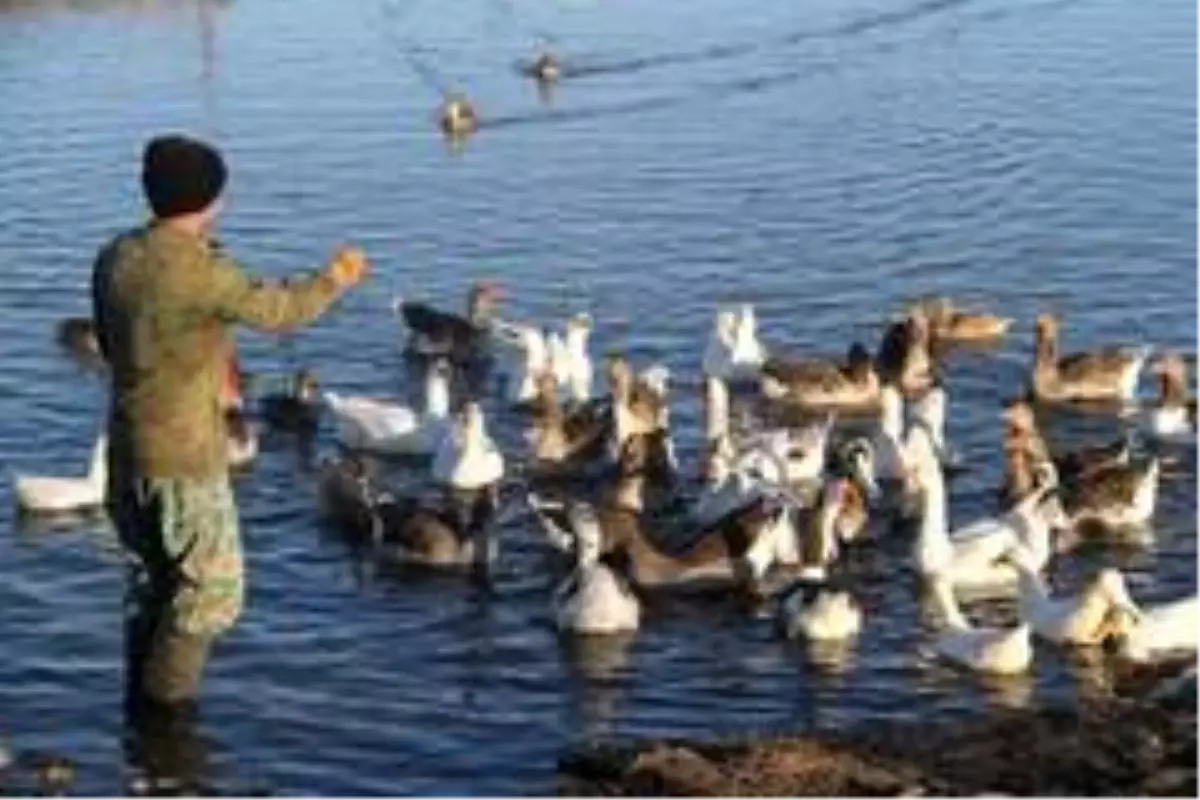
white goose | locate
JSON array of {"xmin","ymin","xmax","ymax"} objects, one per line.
[
  {"xmin": 911, "ymin": 422, "xmax": 1066, "ymax": 597},
  {"xmin": 553, "ymin": 504, "xmax": 640, "ymax": 635},
  {"xmin": 873, "ymin": 384, "xmax": 908, "ymax": 483},
  {"xmin": 1010, "ymin": 552, "xmax": 1138, "ymax": 646},
  {"xmin": 504, "ymin": 325, "xmax": 551, "ymax": 405},
  {"xmin": 777, "ymin": 582, "xmax": 863, "ymax": 642},
  {"xmin": 14, "ymin": 436, "xmax": 107, "ymax": 514},
  {"xmin": 702, "ymin": 304, "xmax": 766, "ymax": 385},
  {"xmin": 928, "ymin": 576, "xmax": 1033, "ymax": 675},
  {"xmin": 432, "ymin": 402, "xmax": 505, "ymax": 491},
  {"xmin": 550, "ymin": 314, "xmax": 593, "ymax": 405},
  {"xmin": 1112, "ymin": 592, "xmax": 1198, "ymax": 665},
  {"xmin": 324, "ymin": 361, "xmax": 451, "ymax": 456}
]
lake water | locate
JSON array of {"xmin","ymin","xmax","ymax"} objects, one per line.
[{"xmin": 0, "ymin": 0, "xmax": 1194, "ymax": 794}]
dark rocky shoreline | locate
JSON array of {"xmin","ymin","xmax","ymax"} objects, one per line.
[{"xmin": 558, "ymin": 670, "xmax": 1197, "ymax": 797}]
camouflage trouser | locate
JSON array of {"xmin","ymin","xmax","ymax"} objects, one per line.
[{"xmin": 110, "ymin": 475, "xmax": 244, "ymax": 706}]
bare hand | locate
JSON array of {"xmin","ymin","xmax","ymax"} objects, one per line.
[{"xmin": 327, "ymin": 246, "xmax": 369, "ymax": 289}]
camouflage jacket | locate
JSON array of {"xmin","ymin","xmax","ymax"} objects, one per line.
[{"xmin": 92, "ymin": 222, "xmax": 342, "ymax": 483}]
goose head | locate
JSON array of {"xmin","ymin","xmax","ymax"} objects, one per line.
[
  {"xmin": 840, "ymin": 437, "xmax": 881, "ymax": 505},
  {"xmin": 1034, "ymin": 313, "xmax": 1060, "ymax": 362},
  {"xmin": 1150, "ymin": 352, "xmax": 1189, "ymax": 404}
]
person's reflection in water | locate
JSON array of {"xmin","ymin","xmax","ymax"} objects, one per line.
[{"xmin": 123, "ymin": 695, "xmax": 215, "ymax": 796}]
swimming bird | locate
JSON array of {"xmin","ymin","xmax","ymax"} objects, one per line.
[
  {"xmin": 323, "ymin": 360, "xmax": 452, "ymax": 456},
  {"xmin": 260, "ymin": 370, "xmax": 322, "ymax": 433},
  {"xmin": 703, "ymin": 304, "xmax": 766, "ymax": 385},
  {"xmin": 776, "ymin": 582, "xmax": 863, "ymax": 642},
  {"xmin": 394, "ymin": 282, "xmax": 502, "ymax": 364},
  {"xmin": 1029, "ymin": 313, "xmax": 1150, "ymax": 404},
  {"xmin": 432, "ymin": 401, "xmax": 505, "ymax": 492},
  {"xmin": 1010, "ymin": 552, "xmax": 1140, "ymax": 646},
  {"xmin": 908, "ymin": 296, "xmax": 1014, "ymax": 343},
  {"xmin": 1062, "ymin": 455, "xmax": 1160, "ymax": 532},
  {"xmin": 440, "ymin": 95, "xmax": 478, "ymax": 137},
  {"xmin": 526, "ymin": 51, "xmax": 562, "ymax": 83},
  {"xmin": 553, "ymin": 504, "xmax": 641, "ymax": 635},
  {"xmin": 926, "ymin": 575, "xmax": 1033, "ymax": 676},
  {"xmin": 760, "ymin": 342, "xmax": 880, "ymax": 410},
  {"xmin": 1138, "ymin": 352, "xmax": 1196, "ymax": 442},
  {"xmin": 14, "ymin": 436, "xmax": 107, "ymax": 514},
  {"xmin": 876, "ymin": 309, "xmax": 935, "ymax": 395}
]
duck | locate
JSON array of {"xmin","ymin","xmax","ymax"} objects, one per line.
[
  {"xmin": 926, "ymin": 575, "xmax": 1033, "ymax": 676},
  {"xmin": 1109, "ymin": 593, "xmax": 1198, "ymax": 665},
  {"xmin": 1029, "ymin": 313, "xmax": 1150, "ymax": 404},
  {"xmin": 553, "ymin": 504, "xmax": 640, "ymax": 635},
  {"xmin": 909, "ymin": 296, "xmax": 1014, "ymax": 343},
  {"xmin": 55, "ymin": 317, "xmax": 102, "ymax": 361},
  {"xmin": 776, "ymin": 581, "xmax": 863, "ymax": 642},
  {"xmin": 1009, "ymin": 551, "xmax": 1140, "ymax": 646},
  {"xmin": 1062, "ymin": 455, "xmax": 1159, "ymax": 532},
  {"xmin": 324, "ymin": 360, "xmax": 452, "ymax": 456},
  {"xmin": 911, "ymin": 422, "xmax": 1066, "ymax": 597},
  {"xmin": 432, "ymin": 401, "xmax": 505, "ymax": 492},
  {"xmin": 14, "ymin": 435, "xmax": 107, "ymax": 514},
  {"xmin": 702, "ymin": 305, "xmax": 766, "ymax": 385},
  {"xmin": 876, "ymin": 309, "xmax": 935, "ymax": 395},
  {"xmin": 394, "ymin": 281, "xmax": 502, "ymax": 364},
  {"xmin": 1051, "ymin": 430, "xmax": 1134, "ymax": 489},
  {"xmin": 317, "ymin": 456, "xmax": 498, "ymax": 571},
  {"xmin": 260, "ymin": 370, "xmax": 322, "ymax": 433},
  {"xmin": 760, "ymin": 342, "xmax": 880, "ymax": 410},
  {"xmin": 439, "ymin": 95, "xmax": 479, "ymax": 137},
  {"xmin": 1138, "ymin": 352, "xmax": 1196, "ymax": 442}
]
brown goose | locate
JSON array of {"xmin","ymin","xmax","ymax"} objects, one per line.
[
  {"xmin": 875, "ymin": 309, "xmax": 934, "ymax": 394},
  {"xmin": 1140, "ymin": 352, "xmax": 1197, "ymax": 441},
  {"xmin": 1064, "ymin": 456, "xmax": 1160, "ymax": 532},
  {"xmin": 760, "ymin": 342, "xmax": 880, "ymax": 410},
  {"xmin": 395, "ymin": 282, "xmax": 502, "ymax": 363},
  {"xmin": 317, "ymin": 456, "xmax": 497, "ymax": 570},
  {"xmin": 1030, "ymin": 314, "xmax": 1150, "ymax": 404},
  {"xmin": 1000, "ymin": 397, "xmax": 1129, "ymax": 487},
  {"xmin": 908, "ymin": 296, "xmax": 1013, "ymax": 343}
]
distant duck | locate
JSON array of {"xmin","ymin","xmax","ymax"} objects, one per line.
[
  {"xmin": 909, "ymin": 296, "xmax": 1014, "ymax": 343},
  {"xmin": 55, "ymin": 317, "xmax": 102, "ymax": 362},
  {"xmin": 526, "ymin": 51, "xmax": 562, "ymax": 83},
  {"xmin": 1010, "ymin": 554, "xmax": 1139, "ymax": 646},
  {"xmin": 1139, "ymin": 352, "xmax": 1196, "ymax": 442},
  {"xmin": 440, "ymin": 95, "xmax": 479, "ymax": 137},
  {"xmin": 14, "ymin": 436, "xmax": 107, "ymax": 514},
  {"xmin": 324, "ymin": 360, "xmax": 452, "ymax": 456},
  {"xmin": 1110, "ymin": 592, "xmax": 1199, "ymax": 666},
  {"xmin": 926, "ymin": 575, "xmax": 1033, "ymax": 676},
  {"xmin": 261, "ymin": 370, "xmax": 322, "ymax": 433},
  {"xmin": 1029, "ymin": 313, "xmax": 1150, "ymax": 404},
  {"xmin": 317, "ymin": 456, "xmax": 498, "ymax": 571},
  {"xmin": 432, "ymin": 402, "xmax": 505, "ymax": 492},
  {"xmin": 760, "ymin": 342, "xmax": 880, "ymax": 410},
  {"xmin": 776, "ymin": 581, "xmax": 863, "ymax": 642},
  {"xmin": 703, "ymin": 304, "xmax": 766, "ymax": 385},
  {"xmin": 553, "ymin": 504, "xmax": 640, "ymax": 635},
  {"xmin": 876, "ymin": 309, "xmax": 935, "ymax": 395},
  {"xmin": 394, "ymin": 282, "xmax": 502, "ymax": 364}
]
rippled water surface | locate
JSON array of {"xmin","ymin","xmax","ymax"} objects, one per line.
[{"xmin": 0, "ymin": 0, "xmax": 1195, "ymax": 794}]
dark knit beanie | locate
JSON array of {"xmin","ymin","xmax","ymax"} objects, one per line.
[{"xmin": 141, "ymin": 134, "xmax": 227, "ymax": 219}]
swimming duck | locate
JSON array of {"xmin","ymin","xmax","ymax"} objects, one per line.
[
  {"xmin": 261, "ymin": 370, "xmax": 322, "ymax": 433},
  {"xmin": 1029, "ymin": 313, "xmax": 1150, "ymax": 404},
  {"xmin": 317, "ymin": 456, "xmax": 498, "ymax": 571},
  {"xmin": 14, "ymin": 436, "xmax": 107, "ymax": 514},
  {"xmin": 702, "ymin": 305, "xmax": 766, "ymax": 385},
  {"xmin": 432, "ymin": 401, "xmax": 505, "ymax": 492},
  {"xmin": 776, "ymin": 582, "xmax": 863, "ymax": 642},
  {"xmin": 912, "ymin": 424, "xmax": 1066, "ymax": 597},
  {"xmin": 909, "ymin": 296, "xmax": 1014, "ymax": 343},
  {"xmin": 394, "ymin": 281, "xmax": 502, "ymax": 364},
  {"xmin": 1009, "ymin": 553, "xmax": 1139, "ymax": 646},
  {"xmin": 439, "ymin": 95, "xmax": 478, "ymax": 137},
  {"xmin": 926, "ymin": 575, "xmax": 1033, "ymax": 676},
  {"xmin": 876, "ymin": 310, "xmax": 935, "ymax": 395},
  {"xmin": 55, "ymin": 317, "xmax": 102, "ymax": 361},
  {"xmin": 553, "ymin": 505, "xmax": 640, "ymax": 635},
  {"xmin": 760, "ymin": 342, "xmax": 880, "ymax": 410},
  {"xmin": 526, "ymin": 51, "xmax": 562, "ymax": 83},
  {"xmin": 1139, "ymin": 352, "xmax": 1196, "ymax": 442},
  {"xmin": 1062, "ymin": 455, "xmax": 1159, "ymax": 532},
  {"xmin": 1109, "ymin": 592, "xmax": 1198, "ymax": 665},
  {"xmin": 324, "ymin": 360, "xmax": 452, "ymax": 456}
]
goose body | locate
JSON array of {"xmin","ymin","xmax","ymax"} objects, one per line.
[
  {"xmin": 703, "ymin": 305, "xmax": 766, "ymax": 384},
  {"xmin": 928, "ymin": 577, "xmax": 1033, "ymax": 675},
  {"xmin": 14, "ymin": 437, "xmax": 107, "ymax": 513},
  {"xmin": 1013, "ymin": 560, "xmax": 1136, "ymax": 646},
  {"xmin": 1065, "ymin": 456, "xmax": 1159, "ymax": 530},
  {"xmin": 1115, "ymin": 594, "xmax": 1199, "ymax": 665},
  {"xmin": 913, "ymin": 297, "xmax": 1013, "ymax": 343},
  {"xmin": 325, "ymin": 362, "xmax": 451, "ymax": 456},
  {"xmin": 1139, "ymin": 353, "xmax": 1196, "ymax": 442},
  {"xmin": 777, "ymin": 582, "xmax": 862, "ymax": 642},
  {"xmin": 1030, "ymin": 314, "xmax": 1149, "ymax": 404},
  {"xmin": 553, "ymin": 505, "xmax": 640, "ymax": 635},
  {"xmin": 760, "ymin": 343, "xmax": 880, "ymax": 409},
  {"xmin": 432, "ymin": 402, "xmax": 505, "ymax": 491}
]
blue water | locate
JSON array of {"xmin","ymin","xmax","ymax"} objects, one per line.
[{"xmin": 0, "ymin": 0, "xmax": 1194, "ymax": 794}]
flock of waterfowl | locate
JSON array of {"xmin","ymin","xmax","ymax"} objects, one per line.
[{"xmin": 25, "ymin": 288, "xmax": 1199, "ymax": 683}]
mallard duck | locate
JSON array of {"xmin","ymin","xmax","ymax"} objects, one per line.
[
  {"xmin": 876, "ymin": 310, "xmax": 935, "ymax": 395},
  {"xmin": 1010, "ymin": 551, "xmax": 1138, "ymax": 646},
  {"xmin": 1029, "ymin": 314, "xmax": 1150, "ymax": 404},
  {"xmin": 1063, "ymin": 455, "xmax": 1159, "ymax": 531},
  {"xmin": 394, "ymin": 281, "xmax": 501, "ymax": 363},
  {"xmin": 324, "ymin": 361, "xmax": 452, "ymax": 456},
  {"xmin": 1110, "ymin": 593, "xmax": 1198, "ymax": 665},
  {"xmin": 927, "ymin": 575, "xmax": 1033, "ymax": 676},
  {"xmin": 911, "ymin": 424, "xmax": 1066, "ymax": 597},
  {"xmin": 911, "ymin": 296, "xmax": 1013, "ymax": 343},
  {"xmin": 1139, "ymin": 352, "xmax": 1196, "ymax": 442},
  {"xmin": 261, "ymin": 370, "xmax": 322, "ymax": 433},
  {"xmin": 776, "ymin": 581, "xmax": 862, "ymax": 642},
  {"xmin": 553, "ymin": 506, "xmax": 640, "ymax": 635},
  {"xmin": 439, "ymin": 95, "xmax": 478, "ymax": 137},
  {"xmin": 432, "ymin": 401, "xmax": 504, "ymax": 491},
  {"xmin": 702, "ymin": 304, "xmax": 766, "ymax": 385},
  {"xmin": 55, "ymin": 317, "xmax": 102, "ymax": 361},
  {"xmin": 760, "ymin": 342, "xmax": 880, "ymax": 410},
  {"xmin": 14, "ymin": 436, "xmax": 107, "ymax": 514}
]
